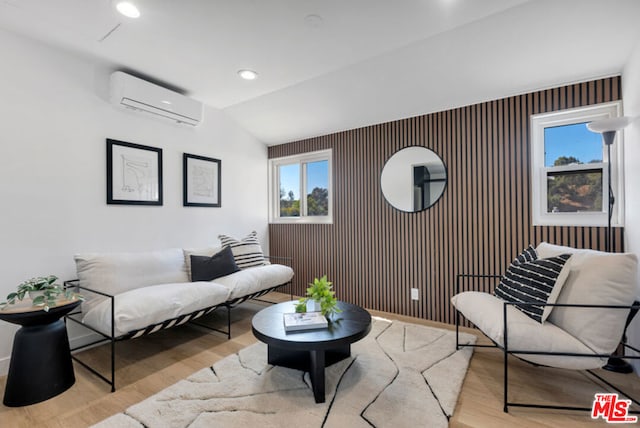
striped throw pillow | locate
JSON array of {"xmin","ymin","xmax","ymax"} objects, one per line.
[
  {"xmin": 513, "ymin": 245, "xmax": 537, "ymax": 265},
  {"xmin": 495, "ymin": 247, "xmax": 572, "ymax": 323},
  {"xmin": 218, "ymin": 231, "xmax": 267, "ymax": 269}
]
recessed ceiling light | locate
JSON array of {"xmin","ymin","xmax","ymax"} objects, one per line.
[
  {"xmin": 238, "ymin": 69, "xmax": 258, "ymax": 80},
  {"xmin": 115, "ymin": 1, "xmax": 140, "ymax": 19},
  {"xmin": 304, "ymin": 14, "xmax": 324, "ymax": 28}
]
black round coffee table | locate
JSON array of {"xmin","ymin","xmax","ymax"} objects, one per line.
[{"xmin": 252, "ymin": 300, "xmax": 371, "ymax": 403}]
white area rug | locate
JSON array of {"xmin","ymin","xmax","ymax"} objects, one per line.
[{"xmin": 94, "ymin": 318, "xmax": 476, "ymax": 428}]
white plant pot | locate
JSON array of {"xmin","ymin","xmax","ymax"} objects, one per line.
[
  {"xmin": 306, "ymin": 299, "xmax": 321, "ymax": 313},
  {"xmin": 28, "ymin": 290, "xmax": 45, "ymax": 301}
]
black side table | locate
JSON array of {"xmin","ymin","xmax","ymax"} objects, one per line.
[{"xmin": 0, "ymin": 299, "xmax": 81, "ymax": 407}]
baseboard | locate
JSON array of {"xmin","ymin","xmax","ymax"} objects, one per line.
[{"xmin": 69, "ymin": 331, "xmax": 105, "ymax": 352}]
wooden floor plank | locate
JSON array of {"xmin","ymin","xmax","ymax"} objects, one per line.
[{"xmin": 0, "ymin": 293, "xmax": 637, "ymax": 427}]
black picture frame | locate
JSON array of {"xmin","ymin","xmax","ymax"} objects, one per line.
[
  {"xmin": 106, "ymin": 139, "xmax": 163, "ymax": 205},
  {"xmin": 183, "ymin": 153, "xmax": 221, "ymax": 207}
]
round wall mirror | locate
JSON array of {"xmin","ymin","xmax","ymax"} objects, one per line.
[{"xmin": 380, "ymin": 146, "xmax": 447, "ymax": 212}]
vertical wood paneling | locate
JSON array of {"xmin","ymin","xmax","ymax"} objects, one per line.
[{"xmin": 268, "ymin": 77, "xmax": 624, "ymax": 325}]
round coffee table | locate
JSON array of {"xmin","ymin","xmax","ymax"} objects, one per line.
[{"xmin": 252, "ymin": 300, "xmax": 371, "ymax": 403}]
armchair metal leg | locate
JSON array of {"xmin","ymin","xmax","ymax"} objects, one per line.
[
  {"xmin": 111, "ymin": 338, "xmax": 115, "ymax": 392},
  {"xmin": 504, "ymin": 349, "xmax": 509, "ymax": 413},
  {"xmin": 503, "ymin": 302, "xmax": 509, "ymax": 413},
  {"xmin": 455, "ymin": 306, "xmax": 460, "ymax": 350}
]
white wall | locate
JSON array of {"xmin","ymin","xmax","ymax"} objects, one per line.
[
  {"xmin": 0, "ymin": 29, "xmax": 269, "ymax": 374},
  {"xmin": 622, "ymin": 39, "xmax": 640, "ymax": 374}
]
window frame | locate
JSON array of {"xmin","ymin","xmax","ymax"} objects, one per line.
[
  {"xmin": 530, "ymin": 101, "xmax": 624, "ymax": 227},
  {"xmin": 268, "ymin": 149, "xmax": 333, "ymax": 224}
]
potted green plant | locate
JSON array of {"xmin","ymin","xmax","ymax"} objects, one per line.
[
  {"xmin": 0, "ymin": 275, "xmax": 83, "ymax": 312},
  {"xmin": 295, "ymin": 275, "xmax": 342, "ymax": 318}
]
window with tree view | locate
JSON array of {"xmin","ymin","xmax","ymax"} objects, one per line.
[
  {"xmin": 279, "ymin": 163, "xmax": 300, "ymax": 217},
  {"xmin": 544, "ymin": 123, "xmax": 603, "ymax": 213},
  {"xmin": 530, "ymin": 101, "xmax": 623, "ymax": 227},
  {"xmin": 270, "ymin": 150, "xmax": 332, "ymax": 223}
]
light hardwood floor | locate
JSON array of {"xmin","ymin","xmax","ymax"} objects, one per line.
[{"xmin": 1, "ymin": 293, "xmax": 637, "ymax": 427}]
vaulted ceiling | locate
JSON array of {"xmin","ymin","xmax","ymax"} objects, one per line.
[{"xmin": 1, "ymin": 0, "xmax": 639, "ymax": 144}]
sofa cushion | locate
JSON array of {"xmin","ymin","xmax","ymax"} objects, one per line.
[
  {"xmin": 191, "ymin": 246, "xmax": 240, "ymax": 281},
  {"xmin": 494, "ymin": 251, "xmax": 572, "ymax": 323},
  {"xmin": 218, "ymin": 231, "xmax": 267, "ymax": 269},
  {"xmin": 82, "ymin": 281, "xmax": 231, "ymax": 338},
  {"xmin": 536, "ymin": 242, "xmax": 638, "ymax": 356},
  {"xmin": 75, "ymin": 248, "xmax": 189, "ymax": 312},
  {"xmin": 451, "ymin": 291, "xmax": 607, "ymax": 369},
  {"xmin": 183, "ymin": 245, "xmax": 222, "ymax": 281},
  {"xmin": 212, "ymin": 264, "xmax": 294, "ymax": 300}
]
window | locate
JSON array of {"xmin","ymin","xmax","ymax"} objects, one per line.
[
  {"xmin": 531, "ymin": 101, "xmax": 624, "ymax": 226},
  {"xmin": 269, "ymin": 149, "xmax": 332, "ymax": 223}
]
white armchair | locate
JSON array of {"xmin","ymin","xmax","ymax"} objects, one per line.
[{"xmin": 452, "ymin": 242, "xmax": 640, "ymax": 413}]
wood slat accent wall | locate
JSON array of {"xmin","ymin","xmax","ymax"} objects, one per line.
[{"xmin": 268, "ymin": 77, "xmax": 623, "ymax": 324}]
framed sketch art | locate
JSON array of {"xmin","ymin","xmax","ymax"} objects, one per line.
[
  {"xmin": 107, "ymin": 139, "xmax": 163, "ymax": 205},
  {"xmin": 183, "ymin": 153, "xmax": 221, "ymax": 207}
]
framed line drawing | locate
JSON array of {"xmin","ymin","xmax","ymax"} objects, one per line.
[
  {"xmin": 107, "ymin": 139, "xmax": 163, "ymax": 205},
  {"xmin": 183, "ymin": 153, "xmax": 221, "ymax": 207}
]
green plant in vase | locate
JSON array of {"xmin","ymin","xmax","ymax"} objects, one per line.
[
  {"xmin": 295, "ymin": 275, "xmax": 342, "ymax": 318},
  {"xmin": 0, "ymin": 275, "xmax": 83, "ymax": 312}
]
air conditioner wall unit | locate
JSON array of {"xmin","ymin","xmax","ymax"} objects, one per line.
[{"xmin": 109, "ymin": 71, "xmax": 203, "ymax": 126}]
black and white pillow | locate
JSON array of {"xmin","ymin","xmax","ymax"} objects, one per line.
[
  {"xmin": 218, "ymin": 231, "xmax": 267, "ymax": 269},
  {"xmin": 495, "ymin": 246, "xmax": 572, "ymax": 323},
  {"xmin": 512, "ymin": 245, "xmax": 537, "ymax": 265},
  {"xmin": 190, "ymin": 246, "xmax": 240, "ymax": 281}
]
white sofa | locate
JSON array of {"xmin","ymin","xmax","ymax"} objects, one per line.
[
  {"xmin": 66, "ymin": 246, "xmax": 293, "ymax": 390},
  {"xmin": 72, "ymin": 247, "xmax": 293, "ymax": 338},
  {"xmin": 451, "ymin": 242, "xmax": 639, "ymax": 412}
]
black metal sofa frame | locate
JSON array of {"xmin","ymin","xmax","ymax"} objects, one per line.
[
  {"xmin": 454, "ymin": 273, "xmax": 640, "ymax": 414},
  {"xmin": 63, "ymin": 256, "xmax": 293, "ymax": 392}
]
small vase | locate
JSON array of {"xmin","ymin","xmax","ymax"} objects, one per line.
[
  {"xmin": 28, "ymin": 290, "xmax": 45, "ymax": 301},
  {"xmin": 306, "ymin": 299, "xmax": 321, "ymax": 313}
]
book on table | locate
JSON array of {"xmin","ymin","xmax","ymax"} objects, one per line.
[{"xmin": 283, "ymin": 312, "xmax": 328, "ymax": 332}]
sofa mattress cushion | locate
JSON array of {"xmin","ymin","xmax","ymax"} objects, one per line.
[
  {"xmin": 212, "ymin": 264, "xmax": 294, "ymax": 300},
  {"xmin": 82, "ymin": 281, "xmax": 231, "ymax": 338},
  {"xmin": 536, "ymin": 242, "xmax": 638, "ymax": 356},
  {"xmin": 451, "ymin": 291, "xmax": 607, "ymax": 369},
  {"xmin": 75, "ymin": 248, "xmax": 189, "ymax": 313}
]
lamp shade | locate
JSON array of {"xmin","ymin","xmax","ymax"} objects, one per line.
[{"xmin": 587, "ymin": 117, "xmax": 631, "ymax": 133}]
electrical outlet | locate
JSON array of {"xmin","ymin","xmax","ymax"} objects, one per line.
[{"xmin": 411, "ymin": 288, "xmax": 419, "ymax": 301}]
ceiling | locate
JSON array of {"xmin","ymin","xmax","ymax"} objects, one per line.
[{"xmin": 1, "ymin": 0, "xmax": 639, "ymax": 145}]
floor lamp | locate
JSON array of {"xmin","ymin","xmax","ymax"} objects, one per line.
[
  {"xmin": 587, "ymin": 116, "xmax": 637, "ymax": 373},
  {"xmin": 587, "ymin": 116, "xmax": 630, "ymax": 252}
]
